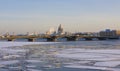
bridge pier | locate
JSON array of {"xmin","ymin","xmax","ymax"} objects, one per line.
[
  {"xmin": 46, "ymin": 38, "xmax": 57, "ymax": 42},
  {"xmin": 66, "ymin": 37, "xmax": 77, "ymax": 41},
  {"xmin": 108, "ymin": 37, "xmax": 119, "ymax": 39},
  {"xmin": 84, "ymin": 38, "xmax": 92, "ymax": 41},
  {"xmin": 8, "ymin": 39, "xmax": 15, "ymax": 41},
  {"xmin": 97, "ymin": 37, "xmax": 107, "ymax": 40},
  {"xmin": 28, "ymin": 38, "xmax": 36, "ymax": 42},
  {"xmin": 66, "ymin": 36, "xmax": 79, "ymax": 41},
  {"xmin": 46, "ymin": 36, "xmax": 58, "ymax": 42}
]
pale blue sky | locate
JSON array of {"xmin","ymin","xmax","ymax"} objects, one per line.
[{"xmin": 0, "ymin": 0, "xmax": 120, "ymax": 34}]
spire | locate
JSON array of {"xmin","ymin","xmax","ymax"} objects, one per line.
[{"xmin": 58, "ymin": 24, "xmax": 64, "ymax": 35}]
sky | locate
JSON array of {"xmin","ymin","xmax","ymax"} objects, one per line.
[{"xmin": 0, "ymin": 0, "xmax": 120, "ymax": 34}]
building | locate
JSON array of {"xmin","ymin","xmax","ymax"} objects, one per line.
[
  {"xmin": 46, "ymin": 24, "xmax": 64, "ymax": 36},
  {"xmin": 99, "ymin": 29, "xmax": 118, "ymax": 37},
  {"xmin": 26, "ymin": 32, "xmax": 38, "ymax": 36},
  {"xmin": 46, "ymin": 27, "xmax": 56, "ymax": 35},
  {"xmin": 3, "ymin": 32, "xmax": 10, "ymax": 37},
  {"xmin": 116, "ymin": 30, "xmax": 120, "ymax": 36},
  {"xmin": 57, "ymin": 24, "xmax": 64, "ymax": 35}
]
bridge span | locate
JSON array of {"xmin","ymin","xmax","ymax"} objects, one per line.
[{"xmin": 0, "ymin": 35, "xmax": 119, "ymax": 42}]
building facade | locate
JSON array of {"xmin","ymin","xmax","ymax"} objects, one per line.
[
  {"xmin": 99, "ymin": 29, "xmax": 117, "ymax": 37},
  {"xmin": 116, "ymin": 30, "xmax": 120, "ymax": 36},
  {"xmin": 46, "ymin": 28, "xmax": 56, "ymax": 35}
]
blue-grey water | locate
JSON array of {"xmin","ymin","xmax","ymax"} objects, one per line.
[{"xmin": 0, "ymin": 39, "xmax": 120, "ymax": 71}]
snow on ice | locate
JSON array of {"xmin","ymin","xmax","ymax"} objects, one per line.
[{"xmin": 55, "ymin": 48, "xmax": 120, "ymax": 71}]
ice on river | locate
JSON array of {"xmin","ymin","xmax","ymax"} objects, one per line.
[
  {"xmin": 55, "ymin": 48, "xmax": 120, "ymax": 71},
  {"xmin": 0, "ymin": 42, "xmax": 120, "ymax": 71},
  {"xmin": 0, "ymin": 42, "xmax": 59, "ymax": 48}
]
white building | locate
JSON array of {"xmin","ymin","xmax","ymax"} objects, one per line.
[
  {"xmin": 46, "ymin": 24, "xmax": 64, "ymax": 36},
  {"xmin": 46, "ymin": 27, "xmax": 56, "ymax": 35}
]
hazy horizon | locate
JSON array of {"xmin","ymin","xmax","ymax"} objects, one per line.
[{"xmin": 0, "ymin": 0, "xmax": 120, "ymax": 34}]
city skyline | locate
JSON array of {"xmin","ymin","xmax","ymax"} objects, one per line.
[{"xmin": 0, "ymin": 0, "xmax": 120, "ymax": 34}]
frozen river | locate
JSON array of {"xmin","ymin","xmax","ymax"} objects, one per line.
[{"xmin": 0, "ymin": 40, "xmax": 120, "ymax": 71}]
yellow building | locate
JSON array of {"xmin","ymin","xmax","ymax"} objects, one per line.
[{"xmin": 116, "ymin": 30, "xmax": 120, "ymax": 36}]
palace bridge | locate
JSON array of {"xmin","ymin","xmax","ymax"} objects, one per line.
[{"xmin": 0, "ymin": 35, "xmax": 119, "ymax": 42}]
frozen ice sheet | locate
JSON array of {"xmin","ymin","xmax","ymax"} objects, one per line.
[
  {"xmin": 0, "ymin": 60, "xmax": 19, "ymax": 65},
  {"xmin": 65, "ymin": 65, "xmax": 120, "ymax": 71},
  {"xmin": 95, "ymin": 61, "xmax": 120, "ymax": 67},
  {"xmin": 55, "ymin": 48, "xmax": 120, "ymax": 71},
  {"xmin": 0, "ymin": 42, "xmax": 59, "ymax": 48}
]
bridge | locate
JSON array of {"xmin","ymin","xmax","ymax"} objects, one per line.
[{"xmin": 0, "ymin": 35, "xmax": 119, "ymax": 42}]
